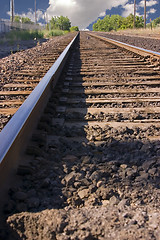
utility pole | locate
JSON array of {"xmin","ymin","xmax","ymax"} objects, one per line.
[
  {"xmin": 134, "ymin": 0, "xmax": 136, "ymax": 28},
  {"xmin": 35, "ymin": 0, "xmax": 37, "ymax": 24},
  {"xmin": 10, "ymin": 0, "xmax": 14, "ymax": 22},
  {"xmin": 144, "ymin": 0, "xmax": 146, "ymax": 29}
]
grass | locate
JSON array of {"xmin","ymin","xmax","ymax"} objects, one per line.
[
  {"xmin": 116, "ymin": 26, "xmax": 160, "ymax": 38},
  {"xmin": 5, "ymin": 29, "xmax": 44, "ymax": 42},
  {"xmin": 0, "ymin": 29, "xmax": 70, "ymax": 45},
  {"xmin": 44, "ymin": 29, "xmax": 69, "ymax": 38}
]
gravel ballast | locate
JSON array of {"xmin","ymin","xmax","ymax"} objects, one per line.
[{"xmin": 97, "ymin": 32, "xmax": 160, "ymax": 53}]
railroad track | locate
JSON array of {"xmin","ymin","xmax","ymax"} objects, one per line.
[
  {"xmin": 0, "ymin": 33, "xmax": 76, "ymax": 131},
  {"xmin": 1, "ymin": 32, "xmax": 160, "ymax": 239}
]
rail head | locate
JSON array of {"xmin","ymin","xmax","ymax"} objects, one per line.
[
  {"xmin": 0, "ymin": 32, "xmax": 79, "ymax": 191},
  {"xmin": 88, "ymin": 32, "xmax": 160, "ymax": 59}
]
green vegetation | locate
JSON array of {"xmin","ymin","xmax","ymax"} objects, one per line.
[
  {"xmin": 45, "ymin": 16, "xmax": 79, "ymax": 37},
  {"xmin": 70, "ymin": 26, "xmax": 79, "ymax": 32},
  {"xmin": 48, "ymin": 16, "xmax": 71, "ymax": 31},
  {"xmin": 45, "ymin": 29, "xmax": 66, "ymax": 37},
  {"xmin": 14, "ymin": 15, "xmax": 34, "ymax": 24},
  {"xmin": 5, "ymin": 29, "xmax": 44, "ymax": 42},
  {"xmin": 93, "ymin": 14, "xmax": 144, "ymax": 32},
  {"xmin": 152, "ymin": 17, "xmax": 160, "ymax": 27}
]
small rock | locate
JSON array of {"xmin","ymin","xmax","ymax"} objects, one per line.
[
  {"xmin": 132, "ymin": 211, "xmax": 146, "ymax": 226},
  {"xmin": 95, "ymin": 136, "xmax": 102, "ymax": 141},
  {"xmin": 75, "ymin": 172, "xmax": 84, "ymax": 181},
  {"xmin": 118, "ymin": 198, "xmax": 130, "ymax": 209},
  {"xmin": 126, "ymin": 168, "xmax": 136, "ymax": 179},
  {"xmin": 78, "ymin": 188, "xmax": 90, "ymax": 199},
  {"xmin": 142, "ymin": 159, "xmax": 156, "ymax": 171},
  {"xmin": 81, "ymin": 156, "xmax": 91, "ymax": 164},
  {"xmin": 97, "ymin": 181, "xmax": 103, "ymax": 188},
  {"xmin": 141, "ymin": 140, "xmax": 153, "ymax": 150},
  {"xmin": 90, "ymin": 171, "xmax": 100, "ymax": 181},
  {"xmin": 74, "ymin": 181, "xmax": 81, "ymax": 188},
  {"xmin": 63, "ymin": 164, "xmax": 69, "ymax": 174},
  {"xmin": 70, "ymin": 196, "xmax": 82, "ymax": 207},
  {"xmin": 98, "ymin": 187, "xmax": 109, "ymax": 200},
  {"xmin": 149, "ymin": 212, "xmax": 160, "ymax": 229},
  {"xmin": 81, "ymin": 178, "xmax": 91, "ymax": 187},
  {"xmin": 62, "ymin": 155, "xmax": 78, "ymax": 163},
  {"xmin": 156, "ymin": 149, "xmax": 160, "ymax": 156},
  {"xmin": 89, "ymin": 184, "xmax": 97, "ymax": 193},
  {"xmin": 139, "ymin": 171, "xmax": 149, "ymax": 179},
  {"xmin": 102, "ymin": 200, "xmax": 109, "ymax": 206},
  {"xmin": 148, "ymin": 168, "xmax": 157, "ymax": 175},
  {"xmin": 120, "ymin": 164, "xmax": 128, "ymax": 169},
  {"xmin": 154, "ymin": 143, "xmax": 160, "ymax": 151},
  {"xmin": 109, "ymin": 196, "xmax": 119, "ymax": 205},
  {"xmin": 64, "ymin": 171, "xmax": 75, "ymax": 185}
]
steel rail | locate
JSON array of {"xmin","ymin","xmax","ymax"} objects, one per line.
[
  {"xmin": 88, "ymin": 32, "xmax": 160, "ymax": 59},
  {"xmin": 0, "ymin": 32, "xmax": 79, "ymax": 194}
]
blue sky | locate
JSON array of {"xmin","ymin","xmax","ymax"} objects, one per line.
[{"xmin": 0, "ymin": 0, "xmax": 159, "ymax": 29}]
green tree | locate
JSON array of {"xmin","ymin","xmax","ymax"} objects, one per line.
[
  {"xmin": 110, "ymin": 15, "xmax": 124, "ymax": 30},
  {"xmin": 56, "ymin": 16, "xmax": 71, "ymax": 30},
  {"xmin": 49, "ymin": 16, "xmax": 71, "ymax": 31},
  {"xmin": 70, "ymin": 26, "xmax": 79, "ymax": 31},
  {"xmin": 93, "ymin": 14, "xmax": 144, "ymax": 32},
  {"xmin": 153, "ymin": 17, "xmax": 160, "ymax": 27},
  {"xmin": 50, "ymin": 16, "xmax": 58, "ymax": 29},
  {"xmin": 119, "ymin": 14, "xmax": 134, "ymax": 29},
  {"xmin": 14, "ymin": 15, "xmax": 33, "ymax": 24},
  {"xmin": 14, "ymin": 15, "xmax": 21, "ymax": 23},
  {"xmin": 93, "ymin": 15, "xmax": 124, "ymax": 32},
  {"xmin": 21, "ymin": 17, "xmax": 33, "ymax": 24},
  {"xmin": 135, "ymin": 16, "xmax": 144, "ymax": 28}
]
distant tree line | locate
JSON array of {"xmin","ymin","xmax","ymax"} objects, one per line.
[
  {"xmin": 93, "ymin": 14, "xmax": 160, "ymax": 32},
  {"xmin": 93, "ymin": 14, "xmax": 144, "ymax": 32}
]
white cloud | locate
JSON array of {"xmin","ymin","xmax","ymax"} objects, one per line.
[
  {"xmin": 99, "ymin": 12, "xmax": 106, "ymax": 17},
  {"xmin": 137, "ymin": 0, "xmax": 158, "ymax": 19},
  {"xmin": 7, "ymin": 8, "xmax": 45, "ymax": 23},
  {"xmin": 46, "ymin": 0, "xmax": 128, "ymax": 29},
  {"xmin": 148, "ymin": 8, "xmax": 156, "ymax": 14},
  {"xmin": 121, "ymin": 0, "xmax": 158, "ymax": 20},
  {"xmin": 121, "ymin": 3, "xmax": 134, "ymax": 17},
  {"xmin": 21, "ymin": 9, "xmax": 45, "ymax": 22},
  {"xmin": 139, "ymin": 0, "xmax": 158, "ymax": 8}
]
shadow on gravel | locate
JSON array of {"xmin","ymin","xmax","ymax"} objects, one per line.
[{"xmin": 3, "ymin": 33, "xmax": 160, "ymax": 240}]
